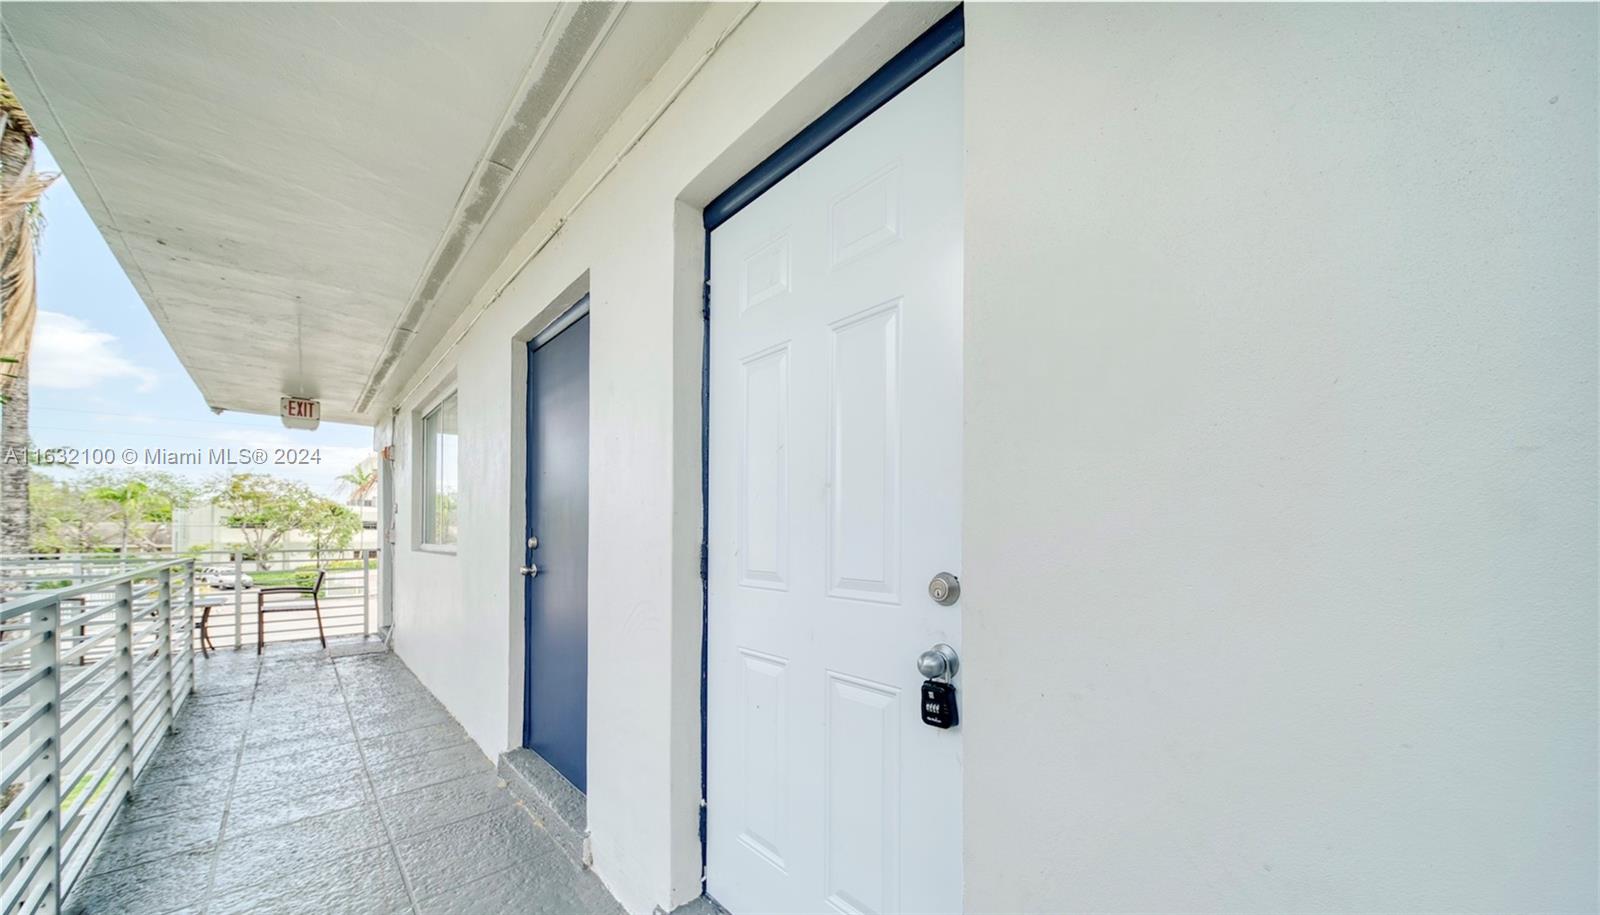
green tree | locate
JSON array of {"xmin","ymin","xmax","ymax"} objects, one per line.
[
  {"xmin": 28, "ymin": 472, "xmax": 110, "ymax": 554},
  {"xmin": 301, "ymin": 498, "xmax": 360, "ymax": 561},
  {"xmin": 209, "ymin": 474, "xmax": 313, "ymax": 569},
  {"xmin": 89, "ymin": 479, "xmax": 152, "ymax": 555},
  {"xmin": 84, "ymin": 471, "xmax": 195, "ymax": 554}
]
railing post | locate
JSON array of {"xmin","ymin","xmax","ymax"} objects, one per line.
[
  {"xmin": 26, "ymin": 598, "xmax": 62, "ymax": 914},
  {"xmin": 114, "ymin": 580, "xmax": 135, "ymax": 790},
  {"xmin": 231, "ymin": 553, "xmax": 243, "ymax": 650},
  {"xmin": 362, "ymin": 550, "xmax": 371, "ymax": 638},
  {"xmin": 185, "ymin": 561, "xmax": 196, "ymax": 695},
  {"xmin": 157, "ymin": 567, "xmax": 174, "ymax": 735}
]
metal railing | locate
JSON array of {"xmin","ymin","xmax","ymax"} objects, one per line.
[
  {"xmin": 0, "ymin": 558, "xmax": 196, "ymax": 913},
  {"xmin": 1, "ymin": 548, "xmax": 376, "ymax": 652}
]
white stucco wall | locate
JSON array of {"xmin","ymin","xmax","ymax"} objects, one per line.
[
  {"xmin": 962, "ymin": 4, "xmax": 1597, "ymax": 913},
  {"xmin": 382, "ymin": 5, "xmax": 957, "ymax": 912}
]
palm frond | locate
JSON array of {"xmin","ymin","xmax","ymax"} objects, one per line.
[{"xmin": 0, "ymin": 168, "xmax": 56, "ymax": 391}]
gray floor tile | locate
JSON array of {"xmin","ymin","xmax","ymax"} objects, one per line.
[
  {"xmin": 239, "ymin": 725, "xmax": 364, "ymax": 767},
  {"xmin": 161, "ymin": 718, "xmax": 247, "ymax": 754},
  {"xmin": 119, "ymin": 778, "xmax": 228, "ymax": 830},
  {"xmin": 207, "ymin": 846, "xmax": 411, "ymax": 915},
  {"xmin": 395, "ymin": 806, "xmax": 559, "ymax": 900},
  {"xmin": 61, "ymin": 640, "xmax": 627, "ymax": 915},
  {"xmin": 137, "ymin": 739, "xmax": 239, "ymax": 784},
  {"xmin": 88, "ymin": 808, "xmax": 221, "ymax": 874},
  {"xmin": 414, "ymin": 852, "xmax": 622, "ymax": 915},
  {"xmin": 359, "ymin": 719, "xmax": 472, "ymax": 769},
  {"xmin": 224, "ymin": 772, "xmax": 372, "ymax": 839},
  {"xmin": 243, "ymin": 714, "xmax": 355, "ymax": 751},
  {"xmin": 378, "ymin": 770, "xmax": 516, "ymax": 839},
  {"xmin": 231, "ymin": 741, "xmax": 364, "ymax": 799},
  {"xmin": 64, "ymin": 845, "xmax": 210, "ymax": 915},
  {"xmin": 367, "ymin": 741, "xmax": 494, "ymax": 798},
  {"xmin": 135, "ymin": 760, "xmax": 234, "ymax": 795},
  {"xmin": 352, "ymin": 704, "xmax": 455, "ymax": 740},
  {"xmin": 212, "ymin": 804, "xmax": 389, "ymax": 892}
]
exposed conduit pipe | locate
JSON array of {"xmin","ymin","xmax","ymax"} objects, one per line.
[{"xmin": 393, "ymin": 2, "xmax": 760, "ymax": 410}]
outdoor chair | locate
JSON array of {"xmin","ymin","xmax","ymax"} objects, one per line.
[{"xmin": 256, "ymin": 568, "xmax": 327, "ymax": 654}]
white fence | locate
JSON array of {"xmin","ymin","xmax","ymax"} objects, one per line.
[
  {"xmin": 1, "ymin": 549, "xmax": 378, "ymax": 653},
  {"xmin": 0, "ymin": 558, "xmax": 196, "ymax": 913}
]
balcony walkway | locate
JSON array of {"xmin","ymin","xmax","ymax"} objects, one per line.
[{"xmin": 62, "ymin": 638, "xmax": 625, "ymax": 915}]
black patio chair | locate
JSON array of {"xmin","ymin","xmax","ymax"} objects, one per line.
[{"xmin": 255, "ymin": 568, "xmax": 327, "ymax": 654}]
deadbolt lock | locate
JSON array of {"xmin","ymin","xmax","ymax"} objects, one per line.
[{"xmin": 928, "ymin": 572, "xmax": 960, "ymax": 606}]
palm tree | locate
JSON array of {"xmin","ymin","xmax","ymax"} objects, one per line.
[
  {"xmin": 90, "ymin": 480, "xmax": 154, "ymax": 556},
  {"xmin": 0, "ymin": 76, "xmax": 56, "ymax": 557},
  {"xmin": 338, "ymin": 463, "xmax": 378, "ymax": 506}
]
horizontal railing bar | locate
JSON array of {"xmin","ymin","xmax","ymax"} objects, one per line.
[
  {"xmin": 60, "ymin": 650, "xmax": 121, "ymax": 705},
  {"xmin": 0, "ymin": 663, "xmax": 52, "ymax": 707},
  {"xmin": 129, "ymin": 583, "xmax": 160, "ymax": 603},
  {"xmin": 0, "ymin": 736, "xmax": 51, "ymax": 794},
  {"xmin": 0, "ymin": 699, "xmax": 51, "ymax": 752},
  {"xmin": 132, "ymin": 653, "xmax": 168, "ymax": 694},
  {"xmin": 0, "ymin": 770, "xmax": 49, "ymax": 837},
  {"xmin": 60, "ymin": 770, "xmax": 128, "ymax": 892},
  {"xmin": 61, "ymin": 670, "xmax": 124, "ymax": 734},
  {"xmin": 0, "ymin": 558, "xmax": 191, "ymax": 621},
  {"xmin": 0, "ymin": 822, "xmax": 51, "ymax": 915},
  {"xmin": 59, "ymin": 625, "xmax": 119, "ymax": 666},
  {"xmin": 21, "ymin": 864, "xmax": 53, "ymax": 915},
  {"xmin": 0, "ymin": 801, "xmax": 52, "ymax": 890},
  {"xmin": 59, "ymin": 599, "xmax": 122, "ymax": 632},
  {"xmin": 132, "ymin": 693, "xmax": 164, "ymax": 737},
  {"xmin": 60, "ymin": 701, "xmax": 121, "ymax": 771},
  {"xmin": 60, "ymin": 734, "xmax": 122, "ymax": 833},
  {"xmin": 132, "ymin": 723, "xmax": 162, "ymax": 773},
  {"xmin": 0, "ymin": 630, "xmax": 47, "ymax": 660}
]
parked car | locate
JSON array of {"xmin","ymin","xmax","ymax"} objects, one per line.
[{"xmin": 200, "ymin": 566, "xmax": 254, "ymax": 590}]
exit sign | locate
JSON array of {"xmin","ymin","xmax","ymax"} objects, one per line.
[{"xmin": 280, "ymin": 396, "xmax": 320, "ymax": 430}]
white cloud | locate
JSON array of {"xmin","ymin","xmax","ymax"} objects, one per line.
[{"xmin": 31, "ymin": 311, "xmax": 157, "ymax": 392}]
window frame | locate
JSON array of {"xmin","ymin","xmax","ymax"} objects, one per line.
[{"xmin": 414, "ymin": 388, "xmax": 460, "ymax": 552}]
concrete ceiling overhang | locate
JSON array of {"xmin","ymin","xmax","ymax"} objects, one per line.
[{"xmin": 1, "ymin": 2, "xmax": 704, "ymax": 424}]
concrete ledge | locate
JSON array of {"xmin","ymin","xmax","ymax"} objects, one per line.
[
  {"xmin": 498, "ymin": 748, "xmax": 586, "ymax": 866},
  {"xmin": 664, "ymin": 895, "xmax": 730, "ymax": 915}
]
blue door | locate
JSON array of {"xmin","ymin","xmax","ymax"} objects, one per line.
[{"xmin": 523, "ymin": 307, "xmax": 589, "ymax": 792}]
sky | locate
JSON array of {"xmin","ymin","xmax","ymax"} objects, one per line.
[{"xmin": 25, "ymin": 143, "xmax": 375, "ymax": 498}]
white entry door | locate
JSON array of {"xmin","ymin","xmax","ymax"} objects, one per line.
[{"xmin": 707, "ymin": 53, "xmax": 963, "ymax": 915}]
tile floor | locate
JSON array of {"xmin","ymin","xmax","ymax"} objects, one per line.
[{"xmin": 63, "ymin": 638, "xmax": 625, "ymax": 915}]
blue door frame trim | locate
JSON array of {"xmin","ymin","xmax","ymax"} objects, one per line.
[
  {"xmin": 701, "ymin": 4, "xmax": 964, "ymax": 232},
  {"xmin": 696, "ymin": 5, "xmax": 964, "ymax": 890}
]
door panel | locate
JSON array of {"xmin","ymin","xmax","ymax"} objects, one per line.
[
  {"xmin": 524, "ymin": 310, "xmax": 590, "ymax": 792},
  {"xmin": 707, "ymin": 54, "xmax": 963, "ymax": 915}
]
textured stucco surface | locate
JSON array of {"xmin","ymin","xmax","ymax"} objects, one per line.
[
  {"xmin": 963, "ymin": 4, "xmax": 1598, "ymax": 912},
  {"xmin": 64, "ymin": 639, "xmax": 623, "ymax": 915}
]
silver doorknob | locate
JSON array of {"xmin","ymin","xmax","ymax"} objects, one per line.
[
  {"xmin": 520, "ymin": 564, "xmax": 539, "ymax": 578},
  {"xmin": 916, "ymin": 643, "xmax": 960, "ymax": 680}
]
